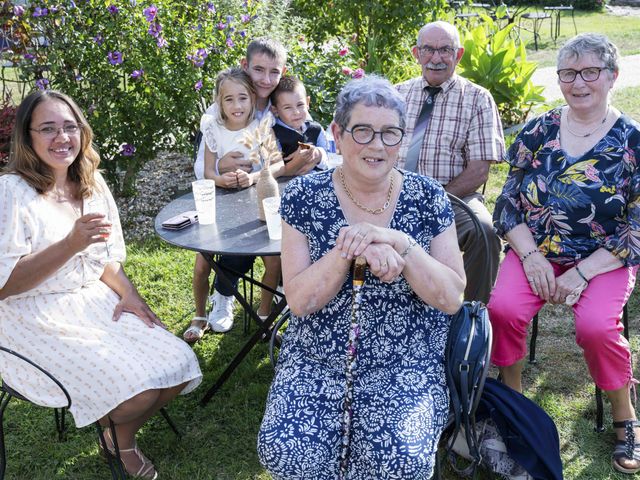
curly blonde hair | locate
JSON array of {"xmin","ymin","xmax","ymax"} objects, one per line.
[{"xmin": 5, "ymin": 90, "xmax": 101, "ymax": 198}]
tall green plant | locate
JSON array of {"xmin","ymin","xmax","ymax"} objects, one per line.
[
  {"xmin": 1, "ymin": 0, "xmax": 267, "ymax": 194},
  {"xmin": 289, "ymin": 0, "xmax": 447, "ymax": 74},
  {"xmin": 457, "ymin": 16, "xmax": 545, "ymax": 126}
]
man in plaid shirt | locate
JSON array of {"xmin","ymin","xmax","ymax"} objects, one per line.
[{"xmin": 396, "ymin": 20, "xmax": 505, "ymax": 303}]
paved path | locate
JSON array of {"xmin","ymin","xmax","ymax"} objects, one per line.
[{"xmin": 532, "ymin": 54, "xmax": 640, "ymax": 101}]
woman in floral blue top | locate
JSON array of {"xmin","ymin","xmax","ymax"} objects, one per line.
[
  {"xmin": 257, "ymin": 77, "xmax": 465, "ymax": 479},
  {"xmin": 489, "ymin": 33, "xmax": 640, "ymax": 474}
]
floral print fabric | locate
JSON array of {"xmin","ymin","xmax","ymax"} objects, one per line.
[
  {"xmin": 494, "ymin": 108, "xmax": 640, "ymax": 266},
  {"xmin": 257, "ymin": 169, "xmax": 453, "ymax": 479}
]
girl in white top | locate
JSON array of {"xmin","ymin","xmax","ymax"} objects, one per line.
[{"xmin": 185, "ymin": 68, "xmax": 283, "ymax": 343}]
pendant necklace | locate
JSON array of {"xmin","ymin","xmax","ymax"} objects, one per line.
[{"xmin": 565, "ymin": 107, "xmax": 609, "ymax": 138}]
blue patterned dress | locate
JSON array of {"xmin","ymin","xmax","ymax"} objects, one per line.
[{"xmin": 257, "ymin": 169, "xmax": 454, "ymax": 479}]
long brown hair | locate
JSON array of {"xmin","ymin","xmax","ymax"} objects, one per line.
[
  {"xmin": 214, "ymin": 67, "xmax": 256, "ymax": 125},
  {"xmin": 5, "ymin": 90, "xmax": 101, "ymax": 197}
]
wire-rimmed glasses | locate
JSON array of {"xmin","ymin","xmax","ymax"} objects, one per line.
[
  {"xmin": 343, "ymin": 125, "xmax": 405, "ymax": 147},
  {"xmin": 415, "ymin": 45, "xmax": 457, "ymax": 59},
  {"xmin": 29, "ymin": 124, "xmax": 82, "ymax": 138}
]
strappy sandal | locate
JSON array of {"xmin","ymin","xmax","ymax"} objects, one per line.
[
  {"xmin": 612, "ymin": 420, "xmax": 640, "ymax": 474},
  {"xmin": 100, "ymin": 429, "xmax": 158, "ymax": 479},
  {"xmin": 183, "ymin": 316, "xmax": 209, "ymax": 344}
]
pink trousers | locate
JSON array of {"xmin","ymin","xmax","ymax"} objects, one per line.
[{"xmin": 487, "ymin": 250, "xmax": 637, "ymax": 391}]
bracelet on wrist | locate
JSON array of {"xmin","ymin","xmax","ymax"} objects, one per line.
[
  {"xmin": 400, "ymin": 236, "xmax": 418, "ymax": 258},
  {"xmin": 519, "ymin": 248, "xmax": 540, "ymax": 263},
  {"xmin": 575, "ymin": 264, "xmax": 589, "ymax": 283}
]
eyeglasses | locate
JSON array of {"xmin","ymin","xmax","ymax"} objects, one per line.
[
  {"xmin": 556, "ymin": 67, "xmax": 611, "ymax": 83},
  {"xmin": 343, "ymin": 125, "xmax": 405, "ymax": 147},
  {"xmin": 415, "ymin": 45, "xmax": 457, "ymax": 58},
  {"xmin": 30, "ymin": 124, "xmax": 82, "ymax": 138}
]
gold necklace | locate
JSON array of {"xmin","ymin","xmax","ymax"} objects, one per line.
[
  {"xmin": 565, "ymin": 107, "xmax": 609, "ymax": 138},
  {"xmin": 338, "ymin": 166, "xmax": 395, "ymax": 215}
]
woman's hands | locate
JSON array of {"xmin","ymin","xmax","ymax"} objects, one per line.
[
  {"xmin": 336, "ymin": 222, "xmax": 403, "ymax": 260},
  {"xmin": 112, "ymin": 288, "xmax": 167, "ymax": 329},
  {"xmin": 335, "ymin": 222, "xmax": 405, "ymax": 282},
  {"xmin": 522, "ymin": 252, "xmax": 556, "ymax": 301},
  {"xmin": 358, "ymin": 243, "xmax": 405, "ymax": 283},
  {"xmin": 64, "ymin": 213, "xmax": 112, "ymax": 254}
]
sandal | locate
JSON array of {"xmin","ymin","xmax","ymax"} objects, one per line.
[
  {"xmin": 612, "ymin": 420, "xmax": 640, "ymax": 474},
  {"xmin": 183, "ymin": 316, "xmax": 209, "ymax": 344},
  {"xmin": 100, "ymin": 429, "xmax": 158, "ymax": 479}
]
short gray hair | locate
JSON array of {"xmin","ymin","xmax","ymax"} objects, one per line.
[
  {"xmin": 557, "ymin": 33, "xmax": 619, "ymax": 72},
  {"xmin": 333, "ymin": 75, "xmax": 406, "ymax": 130},
  {"xmin": 416, "ymin": 21, "xmax": 461, "ymax": 49}
]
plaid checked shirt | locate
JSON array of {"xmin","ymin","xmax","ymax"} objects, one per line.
[{"xmin": 396, "ymin": 74, "xmax": 505, "ymax": 185}]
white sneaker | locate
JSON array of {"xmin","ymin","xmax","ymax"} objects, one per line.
[{"xmin": 207, "ymin": 292, "xmax": 236, "ymax": 333}]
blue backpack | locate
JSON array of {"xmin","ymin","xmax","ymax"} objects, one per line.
[{"xmin": 443, "ymin": 300, "xmax": 493, "ymax": 475}]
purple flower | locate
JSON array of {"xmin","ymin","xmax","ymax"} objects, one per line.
[
  {"xmin": 33, "ymin": 7, "xmax": 49, "ymax": 17},
  {"xmin": 156, "ymin": 36, "xmax": 167, "ymax": 48},
  {"xmin": 216, "ymin": 22, "xmax": 226, "ymax": 30},
  {"xmin": 120, "ymin": 143, "xmax": 136, "ymax": 156},
  {"xmin": 69, "ymin": 1, "xmax": 76, "ymax": 8},
  {"xmin": 107, "ymin": 4, "xmax": 119, "ymax": 15},
  {"xmin": 13, "ymin": 5, "xmax": 25, "ymax": 16},
  {"xmin": 147, "ymin": 21, "xmax": 162, "ymax": 38},
  {"xmin": 226, "ymin": 37, "xmax": 234, "ymax": 48},
  {"xmin": 241, "ymin": 14, "xmax": 250, "ymax": 23},
  {"xmin": 50, "ymin": 6, "xmax": 58, "ymax": 13},
  {"xmin": 143, "ymin": 5, "xmax": 157, "ymax": 22},
  {"xmin": 108, "ymin": 51, "xmax": 123, "ymax": 65},
  {"xmin": 23, "ymin": 53, "xmax": 35, "ymax": 61},
  {"xmin": 130, "ymin": 69, "xmax": 144, "ymax": 79},
  {"xmin": 35, "ymin": 78, "xmax": 49, "ymax": 90},
  {"xmin": 206, "ymin": 2, "xmax": 216, "ymax": 13},
  {"xmin": 93, "ymin": 33, "xmax": 104, "ymax": 45},
  {"xmin": 194, "ymin": 80, "xmax": 203, "ymax": 91},
  {"xmin": 226, "ymin": 15, "xmax": 234, "ymax": 23},
  {"xmin": 351, "ymin": 68, "xmax": 365, "ymax": 79},
  {"xmin": 75, "ymin": 74, "xmax": 83, "ymax": 81},
  {"xmin": 239, "ymin": 30, "xmax": 246, "ymax": 38},
  {"xmin": 130, "ymin": 0, "xmax": 137, "ymax": 6},
  {"xmin": 187, "ymin": 48, "xmax": 208, "ymax": 67}
]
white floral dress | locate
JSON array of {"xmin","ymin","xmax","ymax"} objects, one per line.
[
  {"xmin": 0, "ymin": 173, "xmax": 202, "ymax": 427},
  {"xmin": 257, "ymin": 169, "xmax": 453, "ymax": 479}
]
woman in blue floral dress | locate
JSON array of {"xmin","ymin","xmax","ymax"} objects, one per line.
[
  {"xmin": 489, "ymin": 33, "xmax": 640, "ymax": 474},
  {"xmin": 257, "ymin": 77, "xmax": 465, "ymax": 479}
]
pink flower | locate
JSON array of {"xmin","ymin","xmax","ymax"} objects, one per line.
[
  {"xmin": 351, "ymin": 68, "xmax": 365, "ymax": 79},
  {"xmin": 338, "ymin": 47, "xmax": 349, "ymax": 57},
  {"xmin": 341, "ymin": 66, "xmax": 353, "ymax": 76},
  {"xmin": 584, "ymin": 164, "xmax": 600, "ymax": 182}
]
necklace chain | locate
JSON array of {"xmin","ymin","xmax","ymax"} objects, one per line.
[
  {"xmin": 565, "ymin": 107, "xmax": 609, "ymax": 138},
  {"xmin": 338, "ymin": 167, "xmax": 394, "ymax": 215}
]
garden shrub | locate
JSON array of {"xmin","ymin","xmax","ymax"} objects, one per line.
[
  {"xmin": 0, "ymin": 94, "xmax": 16, "ymax": 167},
  {"xmin": 457, "ymin": 16, "xmax": 545, "ymax": 126},
  {"xmin": 1, "ymin": 0, "xmax": 268, "ymax": 194}
]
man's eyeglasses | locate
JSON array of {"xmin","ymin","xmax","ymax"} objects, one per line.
[
  {"xmin": 557, "ymin": 67, "xmax": 611, "ymax": 83},
  {"xmin": 30, "ymin": 124, "xmax": 82, "ymax": 138},
  {"xmin": 416, "ymin": 45, "xmax": 457, "ymax": 58},
  {"xmin": 343, "ymin": 125, "xmax": 405, "ymax": 147}
]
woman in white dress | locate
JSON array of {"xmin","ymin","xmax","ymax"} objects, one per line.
[{"xmin": 0, "ymin": 90, "xmax": 202, "ymax": 479}]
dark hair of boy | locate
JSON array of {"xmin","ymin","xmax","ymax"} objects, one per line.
[{"xmin": 270, "ymin": 75, "xmax": 305, "ymax": 106}]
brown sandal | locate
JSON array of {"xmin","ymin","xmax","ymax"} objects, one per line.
[{"xmin": 612, "ymin": 420, "xmax": 640, "ymax": 474}]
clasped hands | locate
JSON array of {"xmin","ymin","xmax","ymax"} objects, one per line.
[
  {"xmin": 335, "ymin": 222, "xmax": 405, "ymax": 283},
  {"xmin": 523, "ymin": 253, "xmax": 587, "ymax": 304}
]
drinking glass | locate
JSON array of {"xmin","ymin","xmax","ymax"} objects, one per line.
[{"xmin": 85, "ymin": 196, "xmax": 112, "ymax": 259}]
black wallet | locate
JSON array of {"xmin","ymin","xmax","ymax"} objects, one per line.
[{"xmin": 162, "ymin": 210, "xmax": 199, "ymax": 230}]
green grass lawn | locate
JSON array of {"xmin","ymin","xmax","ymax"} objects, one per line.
[{"xmin": 4, "ymin": 8, "xmax": 640, "ymax": 480}]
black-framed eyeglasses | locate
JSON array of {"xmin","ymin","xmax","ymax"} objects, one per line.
[
  {"xmin": 30, "ymin": 124, "xmax": 82, "ymax": 138},
  {"xmin": 557, "ymin": 67, "xmax": 611, "ymax": 83},
  {"xmin": 415, "ymin": 45, "xmax": 457, "ymax": 58},
  {"xmin": 343, "ymin": 125, "xmax": 405, "ymax": 146}
]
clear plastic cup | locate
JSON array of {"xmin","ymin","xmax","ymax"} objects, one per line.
[
  {"xmin": 192, "ymin": 179, "xmax": 216, "ymax": 224},
  {"xmin": 262, "ymin": 196, "xmax": 282, "ymax": 240}
]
